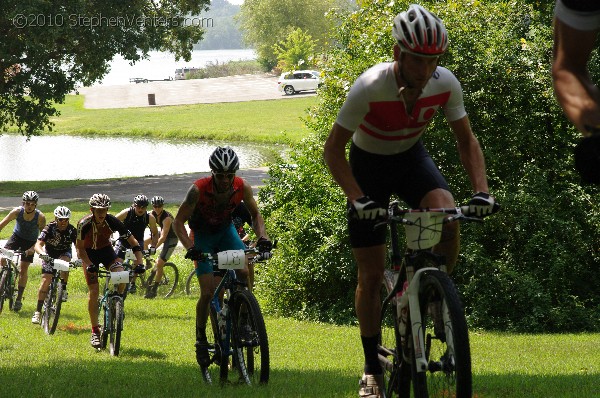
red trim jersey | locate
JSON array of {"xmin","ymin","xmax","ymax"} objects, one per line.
[
  {"xmin": 77, "ymin": 213, "xmax": 130, "ymax": 250},
  {"xmin": 336, "ymin": 62, "xmax": 467, "ymax": 155},
  {"xmin": 189, "ymin": 176, "xmax": 245, "ymax": 231}
]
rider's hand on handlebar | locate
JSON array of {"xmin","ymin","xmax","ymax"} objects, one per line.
[
  {"xmin": 349, "ymin": 196, "xmax": 387, "ymax": 221},
  {"xmin": 134, "ymin": 264, "xmax": 146, "ymax": 274},
  {"xmin": 86, "ymin": 264, "xmax": 99, "ymax": 273},
  {"xmin": 148, "ymin": 246, "xmax": 157, "ymax": 255},
  {"xmin": 256, "ymin": 237, "xmax": 272, "ymax": 252},
  {"xmin": 185, "ymin": 247, "xmax": 201, "ymax": 260},
  {"xmin": 468, "ymin": 192, "xmax": 496, "ymax": 217}
]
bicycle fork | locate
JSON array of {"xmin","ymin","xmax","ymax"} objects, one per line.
[{"xmin": 398, "ymin": 267, "xmax": 451, "ymax": 374}]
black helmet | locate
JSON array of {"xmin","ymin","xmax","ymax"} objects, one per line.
[
  {"xmin": 133, "ymin": 194, "xmax": 149, "ymax": 207},
  {"xmin": 209, "ymin": 146, "xmax": 240, "ymax": 173},
  {"xmin": 151, "ymin": 196, "xmax": 164, "ymax": 206}
]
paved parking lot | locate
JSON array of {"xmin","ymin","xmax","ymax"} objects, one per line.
[{"xmin": 77, "ymin": 74, "xmax": 315, "ymax": 109}]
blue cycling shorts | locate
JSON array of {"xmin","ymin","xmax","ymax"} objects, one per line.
[{"xmin": 193, "ymin": 223, "xmax": 246, "ymax": 276}]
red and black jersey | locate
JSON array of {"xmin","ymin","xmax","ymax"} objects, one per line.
[
  {"xmin": 77, "ymin": 213, "xmax": 130, "ymax": 250},
  {"xmin": 189, "ymin": 176, "xmax": 244, "ymax": 231}
]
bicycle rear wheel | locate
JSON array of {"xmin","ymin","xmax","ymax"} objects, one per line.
[
  {"xmin": 410, "ymin": 269, "xmax": 472, "ymax": 398},
  {"xmin": 379, "ymin": 269, "xmax": 411, "ymax": 397},
  {"xmin": 43, "ymin": 280, "xmax": 63, "ymax": 335},
  {"xmin": 110, "ymin": 297, "xmax": 124, "ymax": 356},
  {"xmin": 231, "ymin": 289, "xmax": 269, "ymax": 385},
  {"xmin": 185, "ymin": 269, "xmax": 200, "ymax": 296},
  {"xmin": 146, "ymin": 263, "xmax": 179, "ymax": 298}
]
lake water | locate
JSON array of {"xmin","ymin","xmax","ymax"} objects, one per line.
[
  {"xmin": 0, "ymin": 134, "xmax": 274, "ymax": 181},
  {"xmin": 98, "ymin": 49, "xmax": 257, "ymax": 86}
]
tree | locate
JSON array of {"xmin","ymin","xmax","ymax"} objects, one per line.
[
  {"xmin": 0, "ymin": 0, "xmax": 210, "ymax": 138},
  {"xmin": 193, "ymin": 0, "xmax": 246, "ymax": 50},
  {"xmin": 257, "ymin": 0, "xmax": 600, "ymax": 332},
  {"xmin": 273, "ymin": 28, "xmax": 317, "ymax": 71},
  {"xmin": 237, "ymin": 0, "xmax": 351, "ymax": 70}
]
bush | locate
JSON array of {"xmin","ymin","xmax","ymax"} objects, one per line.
[{"xmin": 256, "ymin": 0, "xmax": 600, "ymax": 332}]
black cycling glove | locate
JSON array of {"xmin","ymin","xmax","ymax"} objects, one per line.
[
  {"xmin": 349, "ymin": 196, "xmax": 387, "ymax": 221},
  {"xmin": 86, "ymin": 264, "xmax": 99, "ymax": 273},
  {"xmin": 256, "ymin": 237, "xmax": 272, "ymax": 253},
  {"xmin": 185, "ymin": 247, "xmax": 202, "ymax": 260},
  {"xmin": 468, "ymin": 192, "xmax": 495, "ymax": 217},
  {"xmin": 574, "ymin": 134, "xmax": 600, "ymax": 184},
  {"xmin": 134, "ymin": 264, "xmax": 146, "ymax": 274}
]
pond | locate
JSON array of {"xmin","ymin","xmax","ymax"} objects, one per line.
[{"xmin": 0, "ymin": 134, "xmax": 278, "ymax": 181}]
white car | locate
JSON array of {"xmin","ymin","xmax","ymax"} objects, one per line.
[{"xmin": 277, "ymin": 70, "xmax": 321, "ymax": 95}]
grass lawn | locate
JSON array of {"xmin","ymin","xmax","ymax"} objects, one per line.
[{"xmin": 44, "ymin": 94, "xmax": 318, "ymax": 144}]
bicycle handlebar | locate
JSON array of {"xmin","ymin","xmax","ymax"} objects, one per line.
[
  {"xmin": 39, "ymin": 254, "xmax": 82, "ymax": 268},
  {"xmin": 388, "ymin": 201, "xmax": 501, "ymax": 222}
]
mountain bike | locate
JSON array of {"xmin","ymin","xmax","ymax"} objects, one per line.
[
  {"xmin": 96, "ymin": 265, "xmax": 132, "ymax": 356},
  {"xmin": 378, "ymin": 201, "xmax": 498, "ymax": 398},
  {"xmin": 38, "ymin": 254, "xmax": 82, "ymax": 335},
  {"xmin": 191, "ymin": 248, "xmax": 270, "ymax": 385},
  {"xmin": 0, "ymin": 248, "xmax": 22, "ymax": 314},
  {"xmin": 121, "ymin": 248, "xmax": 179, "ymax": 298}
]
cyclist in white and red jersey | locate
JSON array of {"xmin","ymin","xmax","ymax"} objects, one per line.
[
  {"xmin": 323, "ymin": 5, "xmax": 496, "ymax": 397},
  {"xmin": 552, "ymin": 0, "xmax": 600, "ymax": 183},
  {"xmin": 76, "ymin": 193, "xmax": 145, "ymax": 349}
]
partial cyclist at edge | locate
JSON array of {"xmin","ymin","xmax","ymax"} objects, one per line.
[
  {"xmin": 173, "ymin": 146, "xmax": 273, "ymax": 369},
  {"xmin": 0, "ymin": 191, "xmax": 46, "ymax": 312},
  {"xmin": 143, "ymin": 195, "xmax": 180, "ymax": 299},
  {"xmin": 114, "ymin": 194, "xmax": 159, "ymax": 294},
  {"xmin": 31, "ymin": 206, "xmax": 77, "ymax": 324},
  {"xmin": 76, "ymin": 193, "xmax": 145, "ymax": 349},
  {"xmin": 552, "ymin": 0, "xmax": 600, "ymax": 183},
  {"xmin": 323, "ymin": 5, "xmax": 497, "ymax": 397}
]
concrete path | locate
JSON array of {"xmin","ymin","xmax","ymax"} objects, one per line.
[
  {"xmin": 77, "ymin": 74, "xmax": 314, "ymax": 109},
  {"xmin": 0, "ymin": 167, "xmax": 269, "ymax": 211}
]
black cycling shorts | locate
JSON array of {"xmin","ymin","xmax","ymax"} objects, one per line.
[{"xmin": 347, "ymin": 141, "xmax": 450, "ymax": 248}]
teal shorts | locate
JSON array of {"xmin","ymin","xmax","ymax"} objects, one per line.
[{"xmin": 193, "ymin": 223, "xmax": 246, "ymax": 276}]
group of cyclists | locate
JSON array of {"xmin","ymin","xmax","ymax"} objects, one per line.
[
  {"xmin": 2, "ymin": 1, "xmax": 598, "ymax": 395},
  {"xmin": 0, "ymin": 146, "xmax": 272, "ymax": 354}
]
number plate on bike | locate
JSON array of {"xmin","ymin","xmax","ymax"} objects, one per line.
[
  {"xmin": 109, "ymin": 271, "xmax": 130, "ymax": 284},
  {"xmin": 217, "ymin": 250, "xmax": 246, "ymax": 269},
  {"xmin": 0, "ymin": 248, "xmax": 15, "ymax": 261},
  {"xmin": 52, "ymin": 259, "xmax": 71, "ymax": 272},
  {"xmin": 403, "ymin": 212, "xmax": 445, "ymax": 250}
]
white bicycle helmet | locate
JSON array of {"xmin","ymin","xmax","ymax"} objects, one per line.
[
  {"xmin": 89, "ymin": 193, "xmax": 111, "ymax": 209},
  {"xmin": 53, "ymin": 206, "xmax": 71, "ymax": 219},
  {"xmin": 151, "ymin": 196, "xmax": 164, "ymax": 206},
  {"xmin": 392, "ymin": 4, "xmax": 448, "ymax": 57},
  {"xmin": 22, "ymin": 190, "xmax": 39, "ymax": 202},
  {"xmin": 133, "ymin": 194, "xmax": 149, "ymax": 207},
  {"xmin": 209, "ymin": 146, "xmax": 240, "ymax": 173}
]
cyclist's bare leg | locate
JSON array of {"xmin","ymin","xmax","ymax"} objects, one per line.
[
  {"xmin": 88, "ymin": 283, "xmax": 100, "ymax": 327},
  {"xmin": 420, "ymin": 188, "xmax": 459, "ymax": 273},
  {"xmin": 155, "ymin": 257, "xmax": 166, "ymax": 283},
  {"xmin": 16, "ymin": 261, "xmax": 31, "ymax": 300},
  {"xmin": 37, "ymin": 274, "xmax": 52, "ymax": 302},
  {"xmin": 353, "ymin": 245, "xmax": 386, "ymax": 336},
  {"xmin": 196, "ymin": 273, "xmax": 218, "ymax": 340}
]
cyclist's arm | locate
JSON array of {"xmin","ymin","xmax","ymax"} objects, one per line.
[
  {"xmin": 323, "ymin": 123, "xmax": 364, "ymax": 202},
  {"xmin": 125, "ymin": 234, "xmax": 144, "ymax": 264},
  {"xmin": 0, "ymin": 207, "xmax": 20, "ymax": 232},
  {"xmin": 115, "ymin": 208, "xmax": 128, "ymax": 222},
  {"xmin": 75, "ymin": 238, "xmax": 93, "ymax": 268},
  {"xmin": 155, "ymin": 216, "xmax": 172, "ymax": 248},
  {"xmin": 242, "ymin": 181, "xmax": 268, "ymax": 240},
  {"xmin": 174, "ymin": 184, "xmax": 198, "ymax": 250},
  {"xmin": 148, "ymin": 214, "xmax": 159, "ymax": 248},
  {"xmin": 449, "ymin": 115, "xmax": 490, "ymax": 194},
  {"xmin": 552, "ymin": 18, "xmax": 600, "ymax": 136}
]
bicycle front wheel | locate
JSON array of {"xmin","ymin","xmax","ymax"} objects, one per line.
[
  {"xmin": 110, "ymin": 298, "xmax": 124, "ymax": 356},
  {"xmin": 185, "ymin": 269, "xmax": 200, "ymax": 296},
  {"xmin": 232, "ymin": 289, "xmax": 269, "ymax": 385},
  {"xmin": 7, "ymin": 271, "xmax": 17, "ymax": 311},
  {"xmin": 146, "ymin": 262, "xmax": 179, "ymax": 298},
  {"xmin": 379, "ymin": 269, "xmax": 411, "ymax": 397},
  {"xmin": 0, "ymin": 269, "xmax": 8, "ymax": 314},
  {"xmin": 410, "ymin": 269, "xmax": 472, "ymax": 398},
  {"xmin": 43, "ymin": 280, "xmax": 63, "ymax": 335}
]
